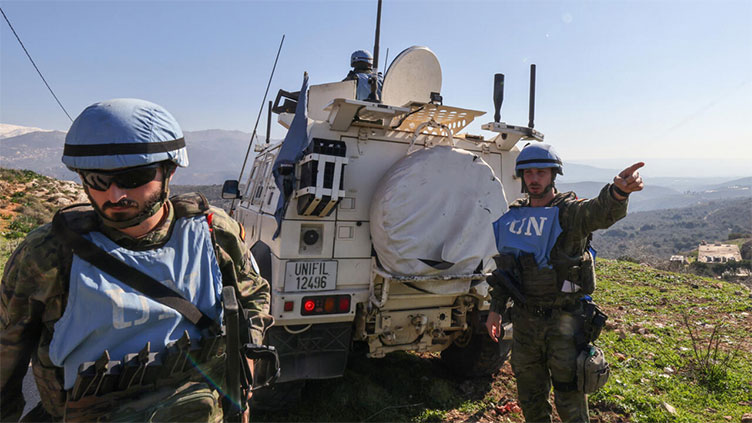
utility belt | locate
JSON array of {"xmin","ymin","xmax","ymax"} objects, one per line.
[{"xmin": 515, "ymin": 299, "xmax": 579, "ymax": 318}]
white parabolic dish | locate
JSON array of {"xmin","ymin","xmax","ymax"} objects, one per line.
[
  {"xmin": 381, "ymin": 46, "xmax": 442, "ymax": 107},
  {"xmin": 370, "ymin": 146, "xmax": 508, "ymax": 276}
]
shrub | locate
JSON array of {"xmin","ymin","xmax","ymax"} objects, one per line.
[
  {"xmin": 604, "ymin": 229, "xmax": 628, "ymax": 238},
  {"xmin": 680, "ymin": 311, "xmax": 742, "ymax": 392}
]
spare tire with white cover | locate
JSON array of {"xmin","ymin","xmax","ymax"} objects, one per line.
[{"xmin": 370, "ymin": 146, "xmax": 507, "ymax": 276}]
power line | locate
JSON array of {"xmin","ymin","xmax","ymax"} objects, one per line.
[{"xmin": 1, "ymin": 7, "xmax": 73, "ymax": 122}]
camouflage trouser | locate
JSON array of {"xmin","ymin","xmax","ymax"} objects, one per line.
[
  {"xmin": 511, "ymin": 305, "xmax": 589, "ymax": 423},
  {"xmin": 64, "ymin": 381, "xmax": 224, "ymax": 422}
]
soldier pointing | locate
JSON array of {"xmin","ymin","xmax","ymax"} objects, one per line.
[
  {"xmin": 0, "ymin": 99, "xmax": 271, "ymax": 422},
  {"xmin": 485, "ymin": 143, "xmax": 643, "ymax": 423}
]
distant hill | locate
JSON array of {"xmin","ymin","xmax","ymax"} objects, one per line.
[
  {"xmin": 2, "ymin": 125, "xmax": 748, "ymax": 205},
  {"xmin": 558, "ymin": 179, "xmax": 751, "ymax": 212},
  {"xmin": 591, "ymin": 196, "xmax": 752, "ymax": 262},
  {"xmin": 0, "ymin": 127, "xmax": 263, "ymax": 186},
  {"xmin": 0, "ymin": 123, "xmax": 54, "ymax": 139}
]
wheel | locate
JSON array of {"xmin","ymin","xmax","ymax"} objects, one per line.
[
  {"xmin": 440, "ymin": 326, "xmax": 511, "ymax": 378},
  {"xmin": 250, "ymin": 380, "xmax": 305, "ymax": 411}
]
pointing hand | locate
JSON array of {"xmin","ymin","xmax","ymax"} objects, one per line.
[{"xmin": 612, "ymin": 162, "xmax": 645, "ymax": 198}]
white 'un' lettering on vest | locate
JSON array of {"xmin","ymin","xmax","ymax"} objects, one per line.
[
  {"xmin": 107, "ymin": 288, "xmax": 150, "ymax": 329},
  {"xmin": 508, "ymin": 217, "xmax": 548, "ymax": 236},
  {"xmin": 526, "ymin": 217, "xmax": 548, "ymax": 236}
]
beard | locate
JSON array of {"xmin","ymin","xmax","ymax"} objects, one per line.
[{"xmin": 87, "ymin": 188, "xmax": 164, "ymax": 225}]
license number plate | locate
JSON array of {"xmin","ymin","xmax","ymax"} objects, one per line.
[{"xmin": 284, "ymin": 261, "xmax": 337, "ymax": 292}]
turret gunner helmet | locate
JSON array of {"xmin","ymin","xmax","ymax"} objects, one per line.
[
  {"xmin": 62, "ymin": 98, "xmax": 189, "ymax": 228},
  {"xmin": 350, "ymin": 49, "xmax": 374, "ymax": 70}
]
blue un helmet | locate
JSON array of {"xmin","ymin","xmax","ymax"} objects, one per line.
[
  {"xmin": 515, "ymin": 143, "xmax": 563, "ymax": 177},
  {"xmin": 515, "ymin": 143, "xmax": 563, "ymax": 197},
  {"xmin": 63, "ymin": 98, "xmax": 188, "ymax": 171},
  {"xmin": 63, "ymin": 98, "xmax": 188, "ymax": 228},
  {"xmin": 350, "ymin": 49, "xmax": 374, "ymax": 70}
]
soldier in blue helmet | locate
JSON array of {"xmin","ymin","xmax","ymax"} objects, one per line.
[
  {"xmin": 485, "ymin": 143, "xmax": 644, "ymax": 422},
  {"xmin": 343, "ymin": 49, "xmax": 383, "ymax": 101},
  {"xmin": 0, "ymin": 99, "xmax": 271, "ymax": 422}
]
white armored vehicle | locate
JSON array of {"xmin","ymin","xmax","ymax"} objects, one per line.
[{"xmin": 223, "ymin": 45, "xmax": 544, "ymax": 404}]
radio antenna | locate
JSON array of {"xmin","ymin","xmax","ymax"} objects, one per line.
[
  {"xmin": 372, "ymin": 0, "xmax": 382, "ymax": 71},
  {"xmin": 528, "ymin": 64, "xmax": 536, "ymax": 129}
]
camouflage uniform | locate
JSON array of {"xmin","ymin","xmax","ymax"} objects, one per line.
[
  {"xmin": 0, "ymin": 194, "xmax": 271, "ymax": 422},
  {"xmin": 489, "ymin": 184, "xmax": 627, "ymax": 423}
]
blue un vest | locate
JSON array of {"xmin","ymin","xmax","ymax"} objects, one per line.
[
  {"xmin": 49, "ymin": 215, "xmax": 223, "ymax": 389},
  {"xmin": 492, "ymin": 206, "xmax": 563, "ymax": 268}
]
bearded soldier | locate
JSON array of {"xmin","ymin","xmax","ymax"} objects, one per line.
[
  {"xmin": 485, "ymin": 143, "xmax": 643, "ymax": 423},
  {"xmin": 0, "ymin": 98, "xmax": 271, "ymax": 422}
]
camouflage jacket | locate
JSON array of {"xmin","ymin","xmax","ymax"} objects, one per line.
[
  {"xmin": 489, "ymin": 184, "xmax": 628, "ymax": 311},
  {"xmin": 0, "ymin": 193, "xmax": 272, "ymax": 421}
]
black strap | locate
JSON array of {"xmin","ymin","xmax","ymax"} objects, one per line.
[
  {"xmin": 63, "ymin": 138, "xmax": 185, "ymax": 157},
  {"xmin": 53, "ymin": 211, "xmax": 218, "ymax": 332},
  {"xmin": 552, "ymin": 378, "xmax": 578, "ymax": 392}
]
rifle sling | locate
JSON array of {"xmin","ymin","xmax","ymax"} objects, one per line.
[{"xmin": 53, "ymin": 212, "xmax": 218, "ymax": 332}]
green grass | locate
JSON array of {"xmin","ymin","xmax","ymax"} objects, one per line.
[
  {"xmin": 0, "ymin": 237, "xmax": 22, "ymax": 276},
  {"xmin": 594, "ymin": 259, "xmax": 752, "ymax": 423},
  {"xmin": 0, "ymin": 168, "xmax": 51, "ymax": 185},
  {"xmin": 0, "ymin": 168, "xmax": 74, "ymax": 275},
  {"xmin": 251, "ymin": 260, "xmax": 751, "ymax": 422}
]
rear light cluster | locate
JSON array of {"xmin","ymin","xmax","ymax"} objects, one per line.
[{"xmin": 300, "ymin": 294, "xmax": 351, "ymax": 316}]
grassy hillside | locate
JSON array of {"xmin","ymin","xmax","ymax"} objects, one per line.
[
  {"xmin": 2, "ymin": 169, "xmax": 750, "ymax": 422},
  {"xmin": 0, "ymin": 168, "xmax": 87, "ymax": 275},
  {"xmin": 250, "ymin": 260, "xmax": 752, "ymax": 422}
]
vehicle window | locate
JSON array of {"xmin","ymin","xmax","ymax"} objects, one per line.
[
  {"xmin": 251, "ymin": 159, "xmax": 270, "ymax": 205},
  {"xmin": 240, "ymin": 158, "xmax": 262, "ymax": 207}
]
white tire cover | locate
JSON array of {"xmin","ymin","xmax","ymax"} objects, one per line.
[{"xmin": 370, "ymin": 146, "xmax": 508, "ymax": 276}]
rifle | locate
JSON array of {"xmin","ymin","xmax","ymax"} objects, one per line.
[
  {"xmin": 222, "ymin": 287, "xmax": 280, "ymax": 422},
  {"xmin": 490, "ymin": 254, "xmax": 527, "ymax": 305}
]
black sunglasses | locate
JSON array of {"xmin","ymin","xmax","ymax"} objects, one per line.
[{"xmin": 79, "ymin": 163, "xmax": 161, "ymax": 191}]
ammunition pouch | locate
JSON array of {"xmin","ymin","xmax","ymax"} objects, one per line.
[
  {"xmin": 491, "ymin": 252, "xmax": 596, "ymax": 307},
  {"xmin": 518, "ymin": 253, "xmax": 559, "ymax": 298},
  {"xmin": 64, "ymin": 331, "xmax": 225, "ymax": 422},
  {"xmin": 576, "ymin": 345, "xmax": 610, "ymax": 394},
  {"xmin": 557, "ymin": 249, "xmax": 596, "ymax": 295}
]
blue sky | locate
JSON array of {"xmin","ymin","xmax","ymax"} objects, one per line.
[{"xmin": 1, "ymin": 0, "xmax": 750, "ymax": 175}]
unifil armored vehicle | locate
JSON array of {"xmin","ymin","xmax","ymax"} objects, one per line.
[{"xmin": 223, "ymin": 41, "xmax": 544, "ymax": 405}]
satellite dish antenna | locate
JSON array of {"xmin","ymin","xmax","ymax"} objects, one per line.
[{"xmin": 381, "ymin": 46, "xmax": 442, "ymax": 106}]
